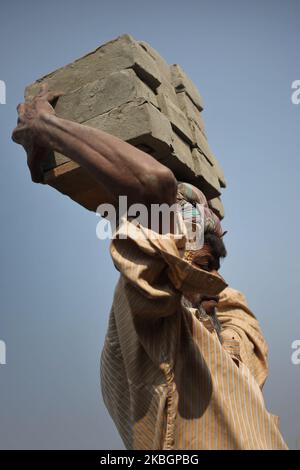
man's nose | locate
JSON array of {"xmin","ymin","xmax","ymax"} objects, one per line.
[{"xmin": 211, "ymin": 269, "xmax": 226, "ymax": 284}]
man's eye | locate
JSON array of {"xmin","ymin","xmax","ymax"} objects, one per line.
[
  {"xmin": 193, "ymin": 258, "xmax": 210, "ymax": 271},
  {"xmin": 206, "ymin": 263, "xmax": 215, "ymax": 272},
  {"xmin": 194, "ymin": 258, "xmax": 220, "ymax": 273},
  {"xmin": 198, "ymin": 265, "xmax": 209, "ymax": 272}
]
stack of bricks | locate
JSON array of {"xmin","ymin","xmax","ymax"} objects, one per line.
[{"xmin": 25, "ymin": 34, "xmax": 226, "ymax": 219}]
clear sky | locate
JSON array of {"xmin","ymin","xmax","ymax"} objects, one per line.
[{"xmin": 0, "ymin": 0, "xmax": 299, "ymax": 449}]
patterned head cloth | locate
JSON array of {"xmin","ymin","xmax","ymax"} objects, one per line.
[{"xmin": 176, "ymin": 181, "xmax": 224, "ymax": 254}]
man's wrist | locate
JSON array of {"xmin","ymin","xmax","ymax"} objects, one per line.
[
  {"xmin": 33, "ymin": 112, "xmax": 58, "ymax": 148},
  {"xmin": 37, "ymin": 110, "xmax": 56, "ymax": 129}
]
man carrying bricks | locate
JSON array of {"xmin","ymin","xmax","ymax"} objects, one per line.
[{"xmin": 12, "ymin": 85, "xmax": 288, "ymax": 450}]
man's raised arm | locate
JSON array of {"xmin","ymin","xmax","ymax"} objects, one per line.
[{"xmin": 11, "ymin": 84, "xmax": 177, "ymax": 209}]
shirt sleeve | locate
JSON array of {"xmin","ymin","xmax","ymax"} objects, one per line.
[{"xmin": 217, "ymin": 287, "xmax": 269, "ymax": 389}]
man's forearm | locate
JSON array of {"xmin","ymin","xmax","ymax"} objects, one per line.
[{"xmin": 38, "ymin": 113, "xmax": 177, "ymax": 207}]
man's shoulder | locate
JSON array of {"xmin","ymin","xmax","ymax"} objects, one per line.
[
  {"xmin": 219, "ymin": 286, "xmax": 248, "ymax": 306},
  {"xmin": 217, "ymin": 286, "xmax": 260, "ymax": 321}
]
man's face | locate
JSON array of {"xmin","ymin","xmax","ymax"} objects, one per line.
[
  {"xmin": 191, "ymin": 242, "xmax": 221, "ymax": 274},
  {"xmin": 189, "ymin": 242, "xmax": 224, "ymax": 315}
]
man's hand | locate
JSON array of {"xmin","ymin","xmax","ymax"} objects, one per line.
[{"xmin": 11, "ymin": 83, "xmax": 64, "ymax": 183}]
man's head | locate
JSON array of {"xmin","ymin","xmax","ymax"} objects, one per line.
[
  {"xmin": 176, "ymin": 181, "xmax": 227, "ymax": 313},
  {"xmin": 181, "ymin": 231, "xmax": 227, "ymax": 313},
  {"xmin": 191, "ymin": 231, "xmax": 227, "ymax": 275}
]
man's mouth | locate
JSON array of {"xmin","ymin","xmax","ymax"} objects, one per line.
[
  {"xmin": 200, "ymin": 295, "xmax": 219, "ymax": 303},
  {"xmin": 199, "ymin": 296, "xmax": 219, "ymax": 314}
]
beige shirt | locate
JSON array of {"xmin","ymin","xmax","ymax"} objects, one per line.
[{"xmin": 100, "ymin": 216, "xmax": 288, "ymax": 450}]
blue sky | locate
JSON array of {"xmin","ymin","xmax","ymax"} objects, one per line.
[{"xmin": 0, "ymin": 0, "xmax": 299, "ymax": 449}]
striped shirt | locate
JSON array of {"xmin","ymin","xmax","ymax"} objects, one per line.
[{"xmin": 100, "ymin": 215, "xmax": 288, "ymax": 450}]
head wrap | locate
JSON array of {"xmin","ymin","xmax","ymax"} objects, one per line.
[{"xmin": 176, "ymin": 181, "xmax": 224, "ymax": 253}]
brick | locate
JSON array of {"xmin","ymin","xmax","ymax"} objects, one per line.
[
  {"xmin": 170, "ymin": 131, "xmax": 193, "ymax": 167},
  {"xmin": 208, "ymin": 197, "xmax": 225, "ymax": 220},
  {"xmin": 189, "ymin": 118, "xmax": 209, "ymax": 152},
  {"xmin": 157, "ymin": 93, "xmax": 194, "ymax": 145},
  {"xmin": 22, "ymin": 34, "xmax": 226, "ymax": 213},
  {"xmin": 161, "ymin": 132, "xmax": 197, "ymax": 189},
  {"xmin": 156, "ymin": 80, "xmax": 179, "ymax": 107},
  {"xmin": 176, "ymin": 91, "xmax": 206, "ymax": 136},
  {"xmin": 203, "ymin": 151, "xmax": 226, "ymax": 188},
  {"xmin": 188, "ymin": 120, "xmax": 226, "ymax": 187},
  {"xmin": 25, "ymin": 34, "xmax": 162, "ymax": 99},
  {"xmin": 138, "ymin": 41, "xmax": 172, "ymax": 82},
  {"xmin": 170, "ymin": 64, "xmax": 204, "ymax": 111},
  {"xmin": 85, "ymin": 100, "xmax": 173, "ymax": 157},
  {"xmin": 54, "ymin": 69, "xmax": 159, "ymax": 124},
  {"xmin": 164, "ymin": 134, "xmax": 220, "ymax": 201},
  {"xmin": 192, "ymin": 148, "xmax": 221, "ymax": 199},
  {"xmin": 42, "ymin": 100, "xmax": 174, "ymax": 172}
]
